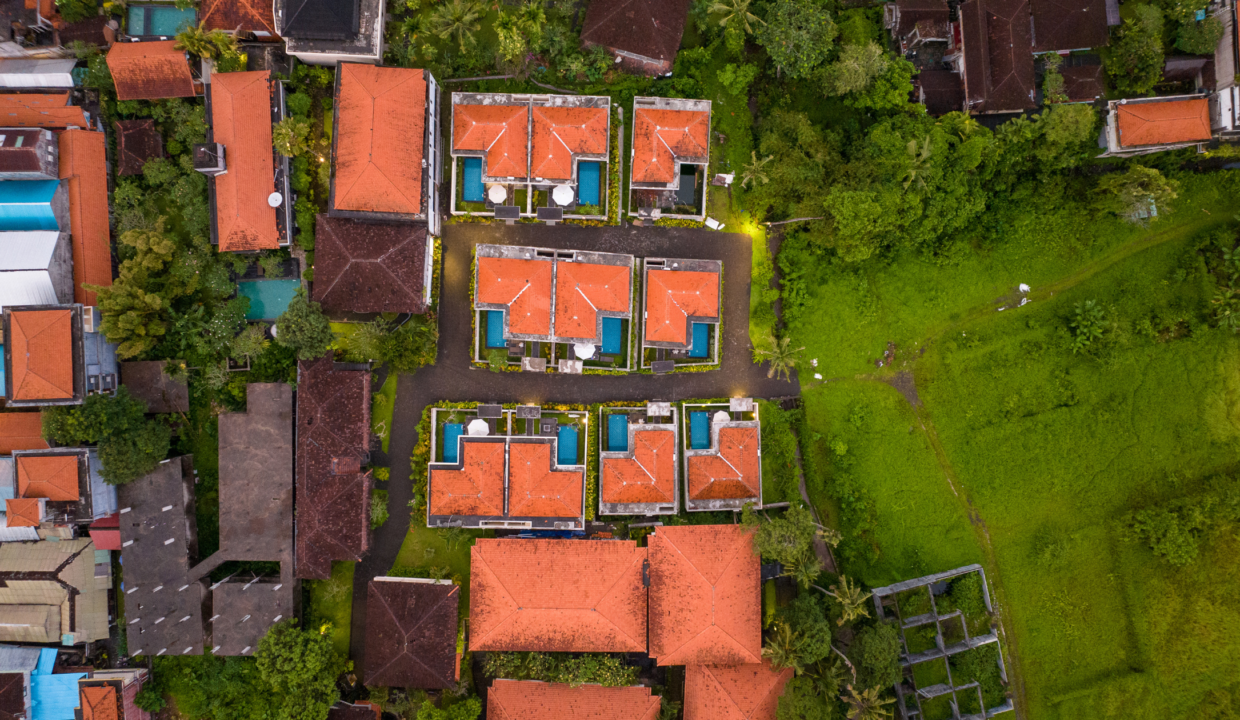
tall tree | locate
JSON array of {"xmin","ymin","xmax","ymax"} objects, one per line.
[
  {"xmin": 757, "ymin": 0, "xmax": 838, "ymax": 78},
  {"xmin": 274, "ymin": 289, "xmax": 335, "ymax": 361},
  {"xmin": 255, "ymin": 621, "xmax": 348, "ymax": 720},
  {"xmin": 1105, "ymin": 4, "xmax": 1164, "ymax": 97},
  {"xmin": 1092, "ymin": 165, "xmax": 1180, "ymax": 221},
  {"xmin": 820, "ymin": 41, "xmax": 888, "ymax": 96},
  {"xmin": 758, "ymin": 334, "xmax": 805, "ymax": 381},
  {"xmin": 841, "ymin": 685, "xmax": 894, "ymax": 720},
  {"xmin": 430, "ymin": 0, "xmax": 484, "ymax": 53}
]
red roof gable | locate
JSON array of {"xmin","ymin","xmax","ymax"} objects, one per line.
[
  {"xmin": 59, "ymin": 129, "xmax": 112, "ymax": 304},
  {"xmin": 470, "ymin": 538, "xmax": 648, "ymax": 652},
  {"xmin": 554, "ymin": 262, "xmax": 630, "ymax": 342},
  {"xmin": 8, "ymin": 309, "xmax": 75, "ymax": 401},
  {"xmin": 429, "ymin": 441, "xmax": 506, "ymax": 517},
  {"xmin": 1117, "ymin": 99, "xmax": 1212, "ymax": 147},
  {"xmin": 602, "ymin": 429, "xmax": 676, "ymax": 505},
  {"xmin": 334, "ymin": 64, "xmax": 426, "ymax": 216},
  {"xmin": 488, "ymin": 680, "xmax": 662, "ymax": 720},
  {"xmin": 530, "ymin": 106, "xmax": 608, "ymax": 181},
  {"xmin": 648, "ymin": 525, "xmax": 761, "ymax": 666},
  {"xmin": 631, "ymin": 108, "xmax": 708, "ymax": 184},
  {"xmin": 211, "ymin": 71, "xmax": 280, "ymax": 252},
  {"xmin": 453, "ymin": 103, "xmax": 529, "ymax": 179},
  {"xmin": 200, "ymin": 0, "xmax": 278, "ymax": 35},
  {"xmin": 17, "ymin": 454, "xmax": 79, "ymax": 501},
  {"xmin": 81, "ymin": 685, "xmax": 119, "ymax": 720},
  {"xmin": 684, "ymin": 662, "xmax": 793, "ymax": 720},
  {"xmin": 687, "ymin": 427, "xmax": 760, "ymax": 501},
  {"xmin": 0, "ymin": 93, "xmax": 88, "ymax": 128},
  {"xmin": 644, "ymin": 268, "xmax": 719, "ymax": 345},
  {"xmin": 0, "ymin": 412, "xmax": 48, "ymax": 454},
  {"xmin": 106, "ymin": 41, "xmax": 196, "ymax": 102},
  {"xmin": 5, "ymin": 498, "xmax": 41, "ymax": 527},
  {"xmin": 476, "ymin": 256, "xmax": 553, "ymax": 337}
]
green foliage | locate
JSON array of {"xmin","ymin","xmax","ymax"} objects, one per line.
[
  {"xmin": 758, "ymin": 0, "xmax": 838, "ymax": 79},
  {"xmin": 1120, "ymin": 489, "xmax": 1240, "ymax": 565},
  {"xmin": 371, "ymin": 489, "xmax": 390, "ymax": 528},
  {"xmin": 338, "ymin": 315, "xmax": 439, "ymax": 373},
  {"xmin": 842, "ymin": 54, "xmax": 915, "ymax": 112},
  {"xmin": 1042, "ymin": 53, "xmax": 1068, "ymax": 104},
  {"xmin": 779, "ymin": 592, "xmax": 836, "ymax": 667},
  {"xmin": 1094, "ymin": 165, "xmax": 1180, "ymax": 221},
  {"xmin": 415, "ymin": 698, "xmax": 482, "ymax": 720},
  {"xmin": 429, "ymin": 0, "xmax": 484, "ymax": 52},
  {"xmin": 286, "ymin": 91, "xmax": 313, "ymax": 118},
  {"xmin": 133, "ymin": 681, "xmax": 167, "ymax": 712},
  {"xmin": 1106, "ymin": 4, "xmax": 1165, "ymax": 97},
  {"xmin": 949, "ymin": 574, "xmax": 988, "ymax": 620},
  {"xmin": 820, "ymin": 42, "xmax": 888, "ymax": 96},
  {"xmin": 718, "ymin": 62, "xmax": 760, "ymax": 96},
  {"xmin": 231, "ymin": 323, "xmax": 270, "ymax": 364},
  {"xmin": 747, "ymin": 504, "xmax": 824, "ymax": 568},
  {"xmin": 97, "ymin": 422, "xmax": 173, "ymax": 485},
  {"xmin": 42, "ymin": 388, "xmax": 170, "ymax": 485},
  {"xmin": 777, "ymin": 675, "xmax": 838, "ymax": 720},
  {"xmin": 949, "ymin": 644, "xmax": 1005, "ymax": 705},
  {"xmin": 273, "ymin": 117, "xmax": 313, "ymax": 157},
  {"xmin": 55, "ymin": 0, "xmax": 96, "ymax": 23},
  {"xmin": 482, "ymin": 652, "xmax": 639, "ymax": 687},
  {"xmin": 1069, "ymin": 299, "xmax": 1109, "ymax": 353},
  {"xmin": 849, "ymin": 623, "xmax": 902, "ymax": 690},
  {"xmin": 274, "ymin": 289, "xmax": 335, "ymax": 361},
  {"xmin": 254, "ymin": 620, "xmax": 349, "ymax": 720}
]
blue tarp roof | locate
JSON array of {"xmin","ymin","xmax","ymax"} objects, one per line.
[
  {"xmin": 0, "ymin": 181, "xmax": 60, "ymax": 232},
  {"xmin": 32, "ymin": 648, "xmax": 84, "ymax": 720},
  {"xmin": 0, "ymin": 181, "xmax": 59, "ymax": 204}
]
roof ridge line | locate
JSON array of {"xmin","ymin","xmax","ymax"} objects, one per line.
[{"xmin": 589, "ymin": 547, "xmax": 648, "ymax": 649}]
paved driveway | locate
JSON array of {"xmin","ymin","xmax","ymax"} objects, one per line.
[{"xmin": 348, "ymin": 223, "xmax": 799, "ymax": 668}]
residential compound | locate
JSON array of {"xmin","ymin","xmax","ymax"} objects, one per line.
[
  {"xmin": 0, "ymin": 646, "xmax": 154, "ymax": 720},
  {"xmin": 629, "ymin": 96, "xmax": 711, "ymax": 220}
]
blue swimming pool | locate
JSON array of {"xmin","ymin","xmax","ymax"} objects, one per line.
[
  {"xmin": 462, "ymin": 158, "xmax": 484, "ymax": 203},
  {"xmin": 485, "ymin": 310, "xmax": 506, "ymax": 348},
  {"xmin": 442, "ymin": 423, "xmax": 463, "ymax": 463},
  {"xmin": 689, "ymin": 322, "xmax": 710, "ymax": 358},
  {"xmin": 0, "ymin": 180, "xmax": 59, "ymax": 231},
  {"xmin": 577, "ymin": 162, "xmax": 601, "ymax": 206},
  {"xmin": 690, "ymin": 411, "xmax": 710, "ymax": 449},
  {"xmin": 557, "ymin": 426, "xmax": 578, "ymax": 465},
  {"xmin": 607, "ymin": 414, "xmax": 628, "ymax": 452},
  {"xmin": 128, "ymin": 4, "xmax": 196, "ymax": 36},
  {"xmin": 238, "ymin": 279, "xmax": 300, "ymax": 321},
  {"xmin": 601, "ymin": 317, "xmax": 622, "ymax": 355}
]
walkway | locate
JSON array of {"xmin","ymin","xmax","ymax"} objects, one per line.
[{"xmin": 348, "ymin": 223, "xmax": 799, "ymax": 668}]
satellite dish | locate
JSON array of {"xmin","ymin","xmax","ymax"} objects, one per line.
[
  {"xmin": 467, "ymin": 419, "xmax": 490, "ymax": 436},
  {"xmin": 267, "ymin": 192, "xmax": 282, "ymax": 208}
]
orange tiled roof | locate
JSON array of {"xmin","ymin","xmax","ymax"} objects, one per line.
[
  {"xmin": 106, "ymin": 41, "xmax": 196, "ymax": 102},
  {"xmin": 200, "ymin": 0, "xmax": 278, "ymax": 35},
  {"xmin": 81, "ymin": 685, "xmax": 118, "ymax": 720},
  {"xmin": 470, "ymin": 538, "xmax": 648, "ymax": 652},
  {"xmin": 4, "ymin": 498, "xmax": 41, "ymax": 527},
  {"xmin": 59, "ymin": 130, "xmax": 112, "ymax": 304},
  {"xmin": 17, "ymin": 454, "xmax": 79, "ymax": 501},
  {"xmin": 648, "ymin": 525, "xmax": 761, "ymax": 666},
  {"xmin": 530, "ymin": 106, "xmax": 608, "ymax": 181},
  {"xmin": 211, "ymin": 71, "xmax": 280, "ymax": 252},
  {"xmin": 476, "ymin": 256, "xmax": 553, "ymax": 337},
  {"xmin": 453, "ymin": 103, "xmax": 529, "ymax": 179},
  {"xmin": 507, "ymin": 442, "xmax": 583, "ymax": 518},
  {"xmin": 644, "ymin": 268, "xmax": 719, "ymax": 345},
  {"xmin": 602, "ymin": 429, "xmax": 676, "ymax": 505},
  {"xmin": 0, "ymin": 412, "xmax": 48, "ymax": 454},
  {"xmin": 554, "ymin": 261, "xmax": 630, "ymax": 342},
  {"xmin": 687, "ymin": 427, "xmax": 760, "ymax": 501},
  {"xmin": 1117, "ymin": 99, "xmax": 1212, "ymax": 147},
  {"xmin": 0, "ymin": 93, "xmax": 87, "ymax": 128},
  {"xmin": 8, "ymin": 309, "xmax": 75, "ymax": 401},
  {"xmin": 429, "ymin": 441, "xmax": 505, "ymax": 517},
  {"xmin": 487, "ymin": 680, "xmax": 662, "ymax": 720},
  {"xmin": 631, "ymin": 108, "xmax": 708, "ymax": 184},
  {"xmin": 684, "ymin": 661, "xmax": 793, "ymax": 720},
  {"xmin": 334, "ymin": 64, "xmax": 426, "ymax": 215}
]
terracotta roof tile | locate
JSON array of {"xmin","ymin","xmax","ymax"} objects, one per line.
[
  {"xmin": 334, "ymin": 64, "xmax": 426, "ymax": 216},
  {"xmin": 648, "ymin": 525, "xmax": 761, "ymax": 666},
  {"xmin": 554, "ymin": 261, "xmax": 630, "ymax": 342},
  {"xmin": 115, "ymin": 119, "xmax": 164, "ymax": 176},
  {"xmin": 80, "ymin": 685, "xmax": 119, "ymax": 720},
  {"xmin": 0, "ymin": 93, "xmax": 87, "ymax": 128},
  {"xmin": 106, "ymin": 41, "xmax": 196, "ymax": 102},
  {"xmin": 16, "ymin": 454, "xmax": 79, "ymax": 501},
  {"xmin": 4, "ymin": 498, "xmax": 41, "ymax": 526},
  {"xmin": 631, "ymin": 108, "xmax": 708, "ymax": 184},
  {"xmin": 0, "ymin": 412, "xmax": 47, "ymax": 454},
  {"xmin": 476, "ymin": 256, "xmax": 553, "ymax": 337},
  {"xmin": 209, "ymin": 71, "xmax": 280, "ymax": 252},
  {"xmin": 364, "ymin": 579, "xmax": 460, "ymax": 688},
  {"xmin": 1117, "ymin": 99, "xmax": 1212, "ymax": 147},
  {"xmin": 684, "ymin": 661, "xmax": 793, "ymax": 720},
  {"xmin": 687, "ymin": 427, "xmax": 760, "ymax": 501},
  {"xmin": 430, "ymin": 441, "xmax": 506, "ymax": 517},
  {"xmin": 644, "ymin": 268, "xmax": 719, "ymax": 345},
  {"xmin": 453, "ymin": 103, "xmax": 529, "ymax": 179},
  {"xmin": 602, "ymin": 430, "xmax": 676, "ymax": 505},
  {"xmin": 470, "ymin": 538, "xmax": 648, "ymax": 652},
  {"xmin": 8, "ymin": 309, "xmax": 75, "ymax": 401},
  {"xmin": 507, "ymin": 443, "xmax": 583, "ymax": 518},
  {"xmin": 488, "ymin": 680, "xmax": 662, "ymax": 720},
  {"xmin": 312, "ymin": 216, "xmax": 429, "ymax": 314},
  {"xmin": 200, "ymin": 0, "xmax": 278, "ymax": 35},
  {"xmin": 58, "ymin": 129, "xmax": 112, "ymax": 304},
  {"xmin": 580, "ymin": 0, "xmax": 691, "ymax": 67},
  {"xmin": 530, "ymin": 106, "xmax": 608, "ymax": 181}
]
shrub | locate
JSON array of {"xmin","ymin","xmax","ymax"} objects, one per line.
[
  {"xmin": 274, "ymin": 289, "xmax": 334, "ymax": 361},
  {"xmin": 950, "ymin": 573, "xmax": 988, "ymax": 619},
  {"xmin": 42, "ymin": 388, "xmax": 170, "ymax": 484},
  {"xmin": 1175, "ymin": 16, "xmax": 1224, "ymax": 54},
  {"xmin": 1122, "ymin": 499, "xmax": 1215, "ymax": 565},
  {"xmin": 370, "ymin": 489, "xmax": 389, "ymax": 528},
  {"xmin": 1070, "ymin": 300, "xmax": 1108, "ymax": 353},
  {"xmin": 851, "ymin": 622, "xmax": 902, "ymax": 689},
  {"xmin": 482, "ymin": 653, "xmax": 639, "ymax": 687},
  {"xmin": 56, "ymin": 0, "xmax": 96, "ymax": 23},
  {"xmin": 286, "ymin": 91, "xmax": 312, "ymax": 118}
]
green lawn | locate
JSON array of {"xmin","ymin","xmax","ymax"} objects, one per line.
[
  {"xmin": 389, "ymin": 524, "xmax": 492, "ymax": 633},
  {"xmin": 307, "ymin": 561, "xmax": 355, "ymax": 657},
  {"xmin": 791, "ymin": 170, "xmax": 1240, "ymax": 719},
  {"xmin": 372, "ymin": 373, "xmax": 397, "ymax": 454}
]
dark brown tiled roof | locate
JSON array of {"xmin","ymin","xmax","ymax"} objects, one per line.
[
  {"xmin": 1061, "ymin": 64, "xmax": 1104, "ymax": 101},
  {"xmin": 58, "ymin": 15, "xmax": 113, "ymax": 47},
  {"xmin": 581, "ymin": 0, "xmax": 691, "ymax": 65},
  {"xmin": 120, "ymin": 360, "xmax": 189, "ymax": 413},
  {"xmin": 327, "ymin": 703, "xmax": 381, "ymax": 720},
  {"xmin": 918, "ymin": 69, "xmax": 965, "ymax": 115},
  {"xmin": 960, "ymin": 0, "xmax": 1037, "ymax": 113},
  {"xmin": 364, "ymin": 579, "xmax": 459, "ymax": 688},
  {"xmin": 295, "ymin": 355, "xmax": 371, "ymax": 580},
  {"xmin": 1030, "ymin": 0, "xmax": 1109, "ymax": 52},
  {"xmin": 115, "ymin": 120, "xmax": 164, "ymax": 176},
  {"xmin": 892, "ymin": 0, "xmax": 950, "ymax": 42},
  {"xmin": 0, "ymin": 673, "xmax": 24, "ymax": 720},
  {"xmin": 311, "ymin": 216, "xmax": 429, "ymax": 315}
]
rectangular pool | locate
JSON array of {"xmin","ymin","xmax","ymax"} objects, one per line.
[
  {"xmin": 689, "ymin": 322, "xmax": 710, "ymax": 358},
  {"xmin": 238, "ymin": 279, "xmax": 300, "ymax": 321},
  {"xmin": 485, "ymin": 310, "xmax": 506, "ymax": 348},
  {"xmin": 128, "ymin": 4, "xmax": 196, "ymax": 36},
  {"xmin": 557, "ymin": 426, "xmax": 578, "ymax": 465},
  {"xmin": 442, "ymin": 423, "xmax": 463, "ymax": 463},
  {"xmin": 607, "ymin": 414, "xmax": 628, "ymax": 452},
  {"xmin": 462, "ymin": 158, "xmax": 484, "ymax": 203},
  {"xmin": 601, "ymin": 317, "xmax": 623, "ymax": 355},
  {"xmin": 690, "ymin": 411, "xmax": 710, "ymax": 449},
  {"xmin": 577, "ymin": 161, "xmax": 601, "ymax": 206}
]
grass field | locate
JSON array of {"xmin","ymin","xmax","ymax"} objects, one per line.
[
  {"xmin": 372, "ymin": 373, "xmax": 397, "ymax": 454},
  {"xmin": 307, "ymin": 561, "xmax": 355, "ymax": 657},
  {"xmin": 790, "ymin": 170, "xmax": 1240, "ymax": 719}
]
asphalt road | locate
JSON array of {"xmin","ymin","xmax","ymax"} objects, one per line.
[{"xmin": 347, "ymin": 222, "xmax": 799, "ymax": 670}]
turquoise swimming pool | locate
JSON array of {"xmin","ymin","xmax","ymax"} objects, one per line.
[
  {"xmin": 462, "ymin": 158, "xmax": 484, "ymax": 203},
  {"xmin": 690, "ymin": 411, "xmax": 710, "ymax": 449},
  {"xmin": 557, "ymin": 426, "xmax": 578, "ymax": 465},
  {"xmin": 601, "ymin": 317, "xmax": 623, "ymax": 355},
  {"xmin": 689, "ymin": 322, "xmax": 710, "ymax": 358},
  {"xmin": 442, "ymin": 423, "xmax": 463, "ymax": 463},
  {"xmin": 485, "ymin": 310, "xmax": 506, "ymax": 348},
  {"xmin": 128, "ymin": 4, "xmax": 195, "ymax": 35},
  {"xmin": 238, "ymin": 279, "xmax": 300, "ymax": 321},
  {"xmin": 607, "ymin": 414, "xmax": 628, "ymax": 452},
  {"xmin": 577, "ymin": 162, "xmax": 601, "ymax": 206}
]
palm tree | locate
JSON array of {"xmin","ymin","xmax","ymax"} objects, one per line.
[
  {"xmin": 430, "ymin": 0, "xmax": 484, "ymax": 53},
  {"xmin": 757, "ymin": 334, "xmax": 805, "ymax": 382},
  {"xmin": 901, "ymin": 135, "xmax": 933, "ymax": 190},
  {"xmin": 762, "ymin": 622, "xmax": 806, "ymax": 674},
  {"xmin": 782, "ymin": 551, "xmax": 824, "ymax": 589},
  {"xmin": 841, "ymin": 685, "xmax": 894, "ymax": 720},
  {"xmin": 174, "ymin": 22, "xmax": 215, "ymax": 58},
  {"xmin": 812, "ymin": 575, "xmax": 872, "ymax": 626},
  {"xmin": 741, "ymin": 151, "xmax": 774, "ymax": 189},
  {"xmin": 709, "ymin": 0, "xmax": 764, "ymax": 35}
]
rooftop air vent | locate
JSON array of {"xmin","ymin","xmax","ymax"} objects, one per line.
[{"xmin": 192, "ymin": 143, "xmax": 226, "ymax": 176}]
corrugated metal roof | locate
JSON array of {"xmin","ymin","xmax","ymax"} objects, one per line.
[
  {"xmin": 0, "ymin": 231, "xmax": 60, "ymax": 269},
  {"xmin": 0, "ymin": 644, "xmax": 40, "ymax": 673},
  {"xmin": 86, "ymin": 450, "xmax": 116, "ymax": 518},
  {"xmin": 0, "ymin": 271, "xmax": 58, "ymax": 310}
]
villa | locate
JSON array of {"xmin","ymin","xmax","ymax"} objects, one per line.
[
  {"xmin": 629, "ymin": 96, "xmax": 711, "ymax": 221},
  {"xmin": 683, "ymin": 399, "xmax": 762, "ymax": 512},
  {"xmin": 598, "ymin": 402, "xmax": 680, "ymax": 516},
  {"xmin": 641, "ymin": 257, "xmax": 721, "ymax": 371}
]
